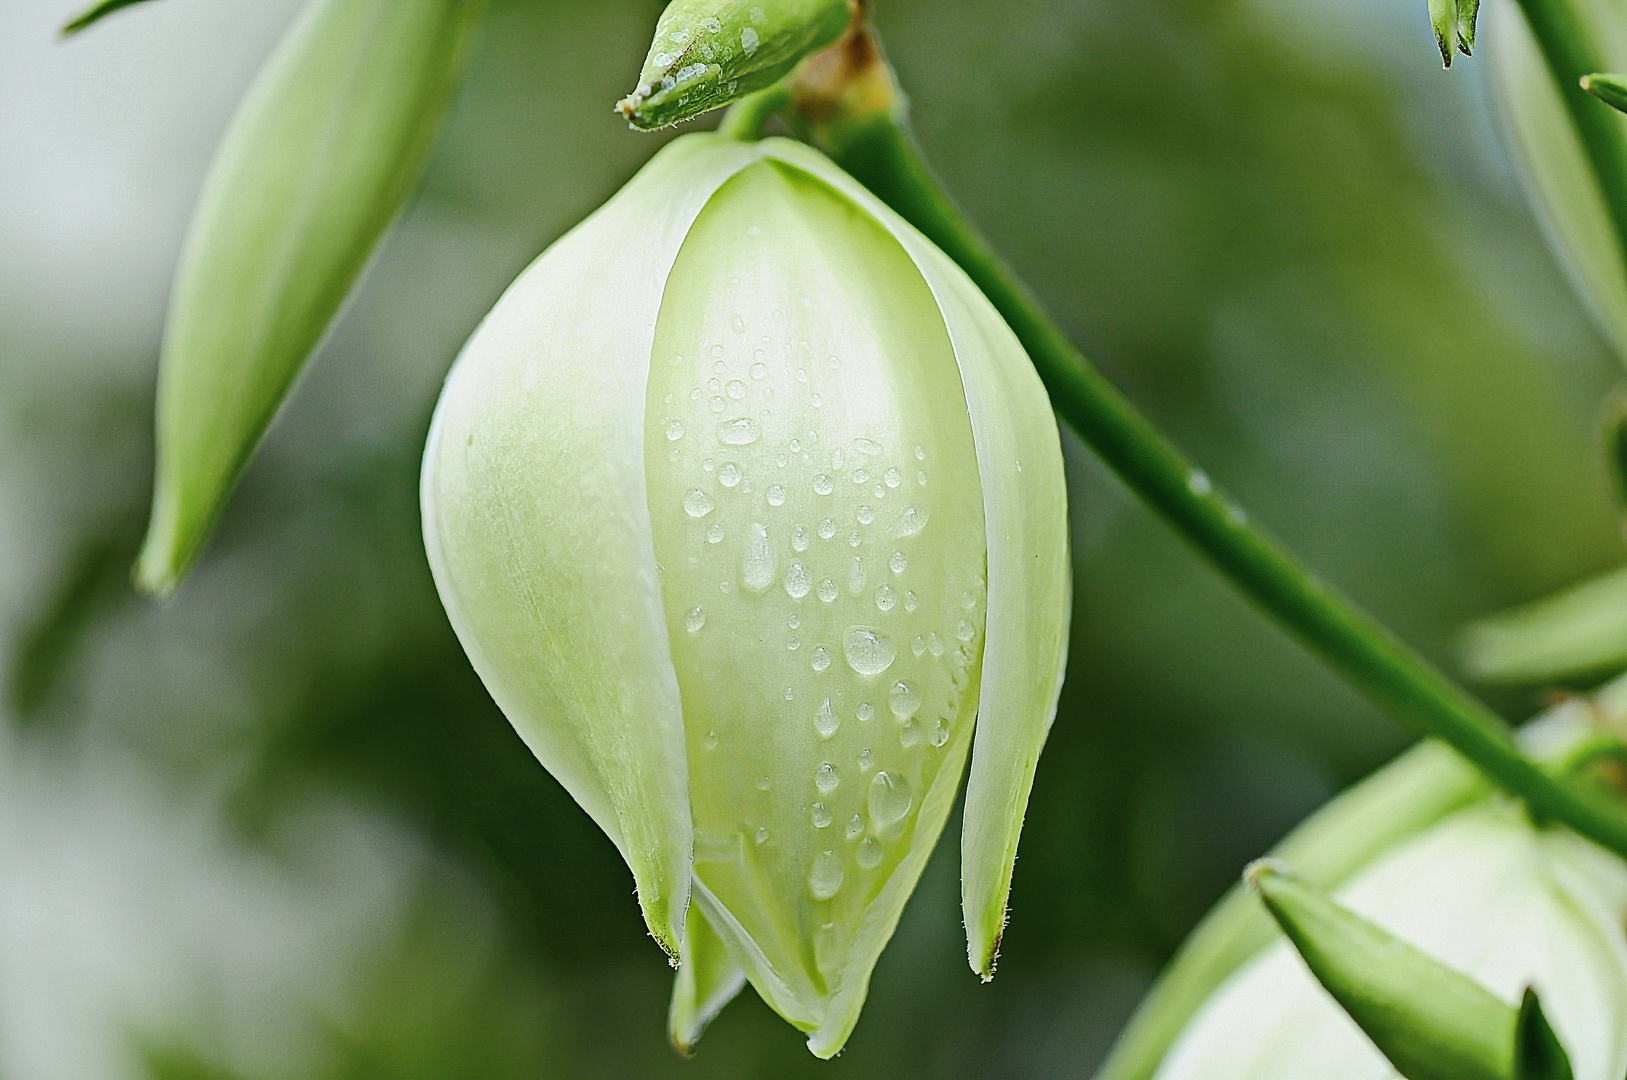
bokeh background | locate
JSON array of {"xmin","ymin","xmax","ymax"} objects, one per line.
[{"xmin": 2, "ymin": 0, "xmax": 1622, "ymax": 1076}]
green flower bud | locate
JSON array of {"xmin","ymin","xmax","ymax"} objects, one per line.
[
  {"xmin": 1430, "ymin": 0, "xmax": 1480, "ymax": 66},
  {"xmin": 136, "ymin": 0, "xmax": 483, "ymax": 595},
  {"xmin": 1484, "ymin": 0, "xmax": 1627, "ymax": 361},
  {"xmin": 420, "ymin": 134, "xmax": 1069, "ymax": 1056},
  {"xmin": 616, "ymin": 0, "xmax": 854, "ymax": 130},
  {"xmin": 1248, "ymin": 860, "xmax": 1571, "ymax": 1080},
  {"xmin": 1151, "ymin": 801, "xmax": 1627, "ymax": 1080}
]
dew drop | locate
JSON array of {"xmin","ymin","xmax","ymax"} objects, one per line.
[
  {"xmin": 808, "ymin": 851, "xmax": 844, "ymax": 900},
  {"xmin": 832, "ymin": 449, "xmax": 845, "ymax": 470},
  {"xmin": 843, "ymin": 628, "xmax": 897, "ymax": 676},
  {"xmin": 815, "ymin": 762, "xmax": 841, "ymax": 793},
  {"xmin": 857, "ymin": 505, "xmax": 875, "ymax": 525},
  {"xmin": 811, "ymin": 645, "xmax": 833, "ymax": 671},
  {"xmin": 904, "ymin": 590, "xmax": 919, "ymax": 612},
  {"xmin": 708, "ymin": 377, "xmax": 721, "ymax": 391},
  {"xmin": 685, "ymin": 605, "xmax": 706, "ymax": 633},
  {"xmin": 814, "ymin": 474, "xmax": 834, "ymax": 496},
  {"xmin": 818, "ymin": 518, "xmax": 836, "ymax": 540},
  {"xmin": 956, "ymin": 619, "xmax": 976, "ymax": 643},
  {"xmin": 767, "ymin": 483, "xmax": 786, "ymax": 507},
  {"xmin": 927, "ymin": 632, "xmax": 945, "ymax": 657},
  {"xmin": 812, "ymin": 803, "xmax": 833, "ymax": 829},
  {"xmin": 702, "ymin": 730, "xmax": 719, "ymax": 749},
  {"xmin": 711, "ymin": 344, "xmax": 726, "ymax": 359},
  {"xmin": 665, "ymin": 419, "xmax": 685, "ymax": 441},
  {"xmin": 929, "ymin": 719, "xmax": 951, "ymax": 748},
  {"xmin": 854, "ymin": 437, "xmax": 883, "ymax": 456},
  {"xmin": 914, "ymin": 445, "xmax": 926, "ymax": 461},
  {"xmin": 868, "ymin": 770, "xmax": 914, "ymax": 826},
  {"xmin": 857, "ymin": 748, "xmax": 874, "ymax": 772},
  {"xmin": 911, "ymin": 634, "xmax": 926, "ymax": 657},
  {"xmin": 731, "ymin": 313, "xmax": 746, "ymax": 334},
  {"xmin": 845, "ymin": 814, "xmax": 864, "ymax": 840},
  {"xmin": 917, "ymin": 471, "xmax": 927, "ymax": 486},
  {"xmin": 848, "ymin": 557, "xmax": 866, "ymax": 595},
  {"xmin": 756, "ymin": 826, "xmax": 770, "ymax": 844},
  {"xmin": 726, "ymin": 379, "xmax": 747, "ymax": 400},
  {"xmin": 789, "ymin": 613, "xmax": 801, "ymax": 629},
  {"xmin": 890, "ymin": 550, "xmax": 908, "ymax": 574},
  {"xmin": 852, "ymin": 469, "xmax": 869, "ymax": 485},
  {"xmin": 789, "ymin": 438, "xmax": 802, "ymax": 452},
  {"xmin": 784, "ymin": 561, "xmax": 812, "ymax": 599},
  {"xmin": 888, "ymin": 680, "xmax": 922, "ymax": 718},
  {"xmin": 702, "ymin": 458, "xmax": 715, "ymax": 472},
  {"xmin": 796, "ymin": 367, "xmax": 809, "ymax": 383},
  {"xmin": 817, "ymin": 579, "xmax": 838, "ymax": 603},
  {"xmin": 787, "ymin": 637, "xmax": 801, "ymax": 651},
  {"xmin": 706, "ymin": 523, "xmax": 724, "ymax": 544},
  {"xmin": 960, "ymin": 590, "xmax": 979, "ymax": 611},
  {"xmin": 847, "ymin": 531, "xmax": 862, "ymax": 548},
  {"xmin": 718, "ymin": 417, "xmax": 761, "ymax": 444},
  {"xmin": 709, "ymin": 395, "xmax": 726, "ymax": 413},
  {"xmin": 741, "ymin": 523, "xmax": 777, "ymax": 593},
  {"xmin": 884, "ymin": 467, "xmax": 902, "ymax": 488},
  {"xmin": 815, "ymin": 698, "xmax": 839, "ymax": 739},
  {"xmin": 683, "ymin": 489, "xmax": 715, "ymax": 518},
  {"xmin": 718, "ymin": 462, "xmax": 741, "ymax": 488},
  {"xmin": 1188, "ymin": 469, "xmax": 1212, "ymax": 496},
  {"xmin": 755, "ymin": 775, "xmax": 772, "ymax": 791},
  {"xmin": 791, "ymin": 524, "xmax": 811, "ymax": 552},
  {"xmin": 875, "ymin": 584, "xmax": 896, "ymax": 611},
  {"xmin": 856, "ymin": 837, "xmax": 883, "ymax": 870},
  {"xmin": 899, "ymin": 720, "xmax": 922, "ymax": 747},
  {"xmin": 874, "ymin": 485, "xmax": 886, "ymax": 499},
  {"xmin": 893, "ymin": 506, "xmax": 929, "ymax": 538},
  {"xmin": 750, "ymin": 362, "xmax": 768, "ymax": 380},
  {"xmin": 856, "ymin": 702, "xmax": 875, "ymax": 722}
]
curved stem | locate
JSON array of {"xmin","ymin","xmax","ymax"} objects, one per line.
[
  {"xmin": 812, "ymin": 113, "xmax": 1627, "ymax": 858},
  {"xmin": 1514, "ymin": 0, "xmax": 1627, "ymax": 269},
  {"xmin": 718, "ymin": 83, "xmax": 792, "ymax": 141}
]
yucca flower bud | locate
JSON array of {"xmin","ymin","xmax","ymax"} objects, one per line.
[
  {"xmin": 1152, "ymin": 800, "xmax": 1627, "ymax": 1080},
  {"xmin": 419, "ymin": 134, "xmax": 1069, "ymax": 1056}
]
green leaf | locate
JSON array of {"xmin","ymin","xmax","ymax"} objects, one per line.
[
  {"xmin": 135, "ymin": 0, "xmax": 485, "ymax": 596},
  {"xmin": 61, "ymin": 0, "xmax": 161, "ymax": 35},
  {"xmin": 1582, "ymin": 73, "xmax": 1627, "ymax": 114},
  {"xmin": 1514, "ymin": 988, "xmax": 1575, "ymax": 1080},
  {"xmin": 1248, "ymin": 860, "xmax": 1574, "ymax": 1080},
  {"xmin": 1428, "ymin": 0, "xmax": 1478, "ymax": 66},
  {"xmin": 617, "ymin": 0, "xmax": 852, "ymax": 130}
]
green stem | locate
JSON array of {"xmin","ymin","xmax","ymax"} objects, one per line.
[
  {"xmin": 814, "ymin": 113, "xmax": 1627, "ymax": 858},
  {"xmin": 717, "ymin": 84, "xmax": 793, "ymax": 141},
  {"xmin": 1514, "ymin": 0, "xmax": 1627, "ymax": 267}
]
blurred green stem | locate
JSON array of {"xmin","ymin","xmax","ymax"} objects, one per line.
[
  {"xmin": 718, "ymin": 84, "xmax": 793, "ymax": 140},
  {"xmin": 1515, "ymin": 0, "xmax": 1627, "ymax": 264},
  {"xmin": 805, "ymin": 105, "xmax": 1627, "ymax": 859}
]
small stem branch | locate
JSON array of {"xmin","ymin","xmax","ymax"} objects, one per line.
[
  {"xmin": 718, "ymin": 84, "xmax": 792, "ymax": 141},
  {"xmin": 811, "ymin": 110, "xmax": 1627, "ymax": 858},
  {"xmin": 1514, "ymin": 0, "xmax": 1627, "ymax": 269}
]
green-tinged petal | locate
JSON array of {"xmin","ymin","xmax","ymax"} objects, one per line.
[
  {"xmin": 1151, "ymin": 802, "xmax": 1627, "ymax": 1080},
  {"xmin": 137, "ymin": 0, "xmax": 483, "ymax": 595},
  {"xmin": 1095, "ymin": 687, "xmax": 1621, "ymax": 1080},
  {"xmin": 1248, "ymin": 860, "xmax": 1521, "ymax": 1080},
  {"xmin": 669, "ymin": 902, "xmax": 747, "ymax": 1054},
  {"xmin": 1462, "ymin": 564, "xmax": 1627, "ymax": 683},
  {"xmin": 750, "ymin": 139, "xmax": 1071, "ymax": 982},
  {"xmin": 617, "ymin": 0, "xmax": 852, "ymax": 130},
  {"xmin": 644, "ymin": 146, "xmax": 988, "ymax": 1057},
  {"xmin": 1431, "ymin": 0, "xmax": 1460, "ymax": 65},
  {"xmin": 421, "ymin": 136, "xmax": 766, "ymax": 958},
  {"xmin": 1485, "ymin": 0, "xmax": 1627, "ymax": 363}
]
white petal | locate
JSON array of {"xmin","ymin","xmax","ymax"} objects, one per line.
[
  {"xmin": 759, "ymin": 139, "xmax": 1072, "ymax": 980},
  {"xmin": 420, "ymin": 136, "xmax": 765, "ymax": 957},
  {"xmin": 669, "ymin": 901, "xmax": 748, "ymax": 1053}
]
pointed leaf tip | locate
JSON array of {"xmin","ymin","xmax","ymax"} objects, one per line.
[
  {"xmin": 1515, "ymin": 988, "xmax": 1575, "ymax": 1080},
  {"xmin": 1582, "ymin": 73, "xmax": 1627, "ymax": 115},
  {"xmin": 60, "ymin": 0, "xmax": 159, "ymax": 35}
]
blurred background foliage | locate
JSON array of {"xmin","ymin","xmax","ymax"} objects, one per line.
[{"xmin": 1, "ymin": 0, "xmax": 1623, "ymax": 1075}]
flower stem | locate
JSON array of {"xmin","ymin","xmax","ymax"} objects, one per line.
[
  {"xmin": 718, "ymin": 84, "xmax": 793, "ymax": 141},
  {"xmin": 810, "ymin": 112, "xmax": 1627, "ymax": 858},
  {"xmin": 1513, "ymin": 0, "xmax": 1627, "ymax": 267}
]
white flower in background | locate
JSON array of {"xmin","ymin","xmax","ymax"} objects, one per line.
[
  {"xmin": 1153, "ymin": 801, "xmax": 1627, "ymax": 1080},
  {"xmin": 419, "ymin": 133, "xmax": 1070, "ymax": 1056}
]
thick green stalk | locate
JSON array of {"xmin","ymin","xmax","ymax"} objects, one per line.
[
  {"xmin": 1514, "ymin": 0, "xmax": 1627, "ymax": 268},
  {"xmin": 808, "ymin": 113, "xmax": 1627, "ymax": 858}
]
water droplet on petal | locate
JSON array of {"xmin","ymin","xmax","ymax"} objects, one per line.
[
  {"xmin": 750, "ymin": 362, "xmax": 768, "ymax": 379},
  {"xmin": 755, "ymin": 826, "xmax": 770, "ymax": 844},
  {"xmin": 843, "ymin": 628, "xmax": 896, "ymax": 676},
  {"xmin": 665, "ymin": 419, "xmax": 685, "ymax": 441},
  {"xmin": 884, "ymin": 467, "xmax": 902, "ymax": 488},
  {"xmin": 817, "ymin": 579, "xmax": 838, "ymax": 603},
  {"xmin": 868, "ymin": 770, "xmax": 914, "ymax": 826},
  {"xmin": 856, "ymin": 837, "xmax": 883, "ymax": 870},
  {"xmin": 709, "ymin": 395, "xmax": 726, "ymax": 413},
  {"xmin": 888, "ymin": 680, "xmax": 922, "ymax": 718},
  {"xmin": 857, "ymin": 748, "xmax": 874, "ymax": 772},
  {"xmin": 815, "ymin": 698, "xmax": 839, "ymax": 739},
  {"xmin": 791, "ymin": 524, "xmax": 810, "ymax": 551},
  {"xmin": 899, "ymin": 720, "xmax": 922, "ymax": 747},
  {"xmin": 808, "ymin": 850, "xmax": 844, "ymax": 899},
  {"xmin": 685, "ymin": 606, "xmax": 706, "ymax": 632},
  {"xmin": 892, "ymin": 506, "xmax": 929, "ymax": 538},
  {"xmin": 875, "ymin": 584, "xmax": 896, "ymax": 611},
  {"xmin": 845, "ymin": 814, "xmax": 864, "ymax": 840},
  {"xmin": 683, "ymin": 489, "xmax": 715, "ymax": 518},
  {"xmin": 718, "ymin": 417, "xmax": 760, "ymax": 444},
  {"xmin": 811, "ymin": 645, "xmax": 833, "ymax": 672},
  {"xmin": 904, "ymin": 590, "xmax": 919, "ymax": 612},
  {"xmin": 706, "ymin": 523, "xmax": 724, "ymax": 544},
  {"xmin": 767, "ymin": 483, "xmax": 786, "ymax": 506},
  {"xmin": 956, "ymin": 619, "xmax": 976, "ymax": 642},
  {"xmin": 784, "ymin": 561, "xmax": 812, "ymax": 599},
  {"xmin": 814, "ymin": 474, "xmax": 834, "ymax": 496},
  {"xmin": 742, "ymin": 523, "xmax": 777, "ymax": 593},
  {"xmin": 856, "ymin": 702, "xmax": 874, "ymax": 722},
  {"xmin": 812, "ymin": 802, "xmax": 833, "ymax": 828},
  {"xmin": 702, "ymin": 729, "xmax": 719, "ymax": 749},
  {"xmin": 890, "ymin": 550, "xmax": 908, "ymax": 574},
  {"xmin": 818, "ymin": 517, "xmax": 836, "ymax": 539},
  {"xmin": 815, "ymin": 762, "xmax": 840, "ymax": 793},
  {"xmin": 726, "ymin": 379, "xmax": 746, "ymax": 400},
  {"xmin": 929, "ymin": 719, "xmax": 951, "ymax": 747},
  {"xmin": 854, "ymin": 437, "xmax": 883, "ymax": 456},
  {"xmin": 857, "ymin": 505, "xmax": 875, "ymax": 525}
]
